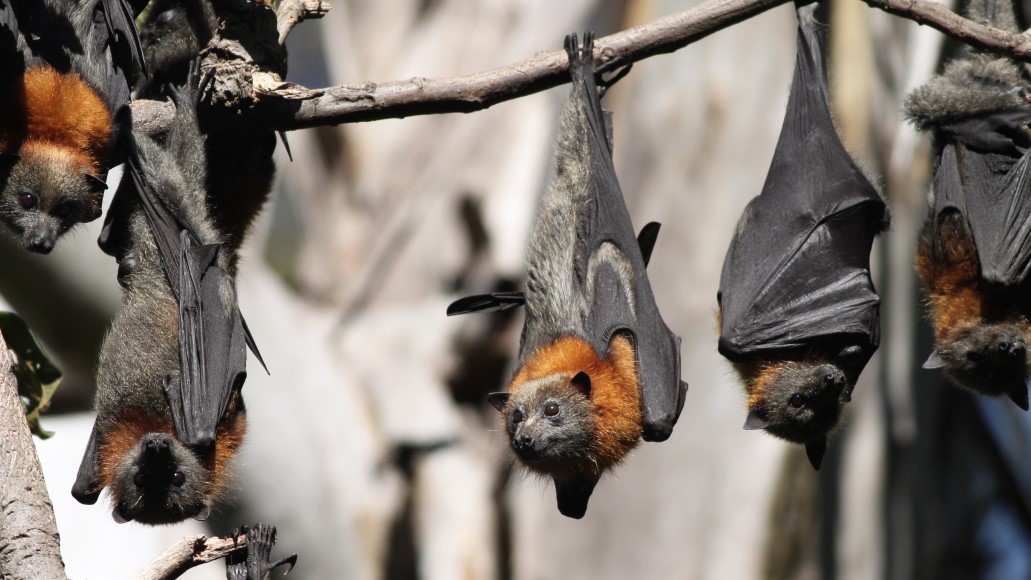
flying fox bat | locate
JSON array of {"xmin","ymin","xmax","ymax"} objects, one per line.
[
  {"xmin": 716, "ymin": 0, "xmax": 889, "ymax": 471},
  {"xmin": 71, "ymin": 67, "xmax": 267, "ymax": 525},
  {"xmin": 448, "ymin": 31, "xmax": 687, "ymax": 519},
  {"xmin": 905, "ymin": 0, "xmax": 1031, "ymax": 410},
  {"xmin": 0, "ymin": 0, "xmax": 144, "ymax": 253}
]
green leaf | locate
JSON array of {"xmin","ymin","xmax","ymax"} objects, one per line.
[{"xmin": 0, "ymin": 312, "xmax": 62, "ymax": 439}]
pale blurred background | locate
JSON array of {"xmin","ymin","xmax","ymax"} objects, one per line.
[{"xmin": 10, "ymin": 0, "xmax": 1031, "ymax": 578}]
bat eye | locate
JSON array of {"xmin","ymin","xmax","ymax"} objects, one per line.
[
  {"xmin": 544, "ymin": 402, "xmax": 560, "ymax": 417},
  {"xmin": 788, "ymin": 394, "xmax": 806, "ymax": 408},
  {"xmin": 133, "ymin": 472, "xmax": 145, "ymax": 487},
  {"xmin": 18, "ymin": 193, "xmax": 37, "ymax": 210},
  {"xmin": 172, "ymin": 471, "xmax": 186, "ymax": 487},
  {"xmin": 512, "ymin": 409, "xmax": 524, "ymax": 423}
]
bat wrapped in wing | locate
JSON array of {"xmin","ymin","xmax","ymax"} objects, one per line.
[
  {"xmin": 448, "ymin": 32, "xmax": 687, "ymax": 518},
  {"xmin": 717, "ymin": 0, "xmax": 888, "ymax": 470},
  {"xmin": 72, "ymin": 66, "xmax": 268, "ymax": 525},
  {"xmin": 906, "ymin": 0, "xmax": 1031, "ymax": 410},
  {"xmin": 0, "ymin": 0, "xmax": 144, "ymax": 253}
]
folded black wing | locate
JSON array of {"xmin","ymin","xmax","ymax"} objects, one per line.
[
  {"xmin": 568, "ymin": 33, "xmax": 687, "ymax": 442},
  {"xmin": 128, "ymin": 157, "xmax": 246, "ymax": 448},
  {"xmin": 717, "ymin": 3, "xmax": 885, "ymax": 368},
  {"xmin": 932, "ymin": 141, "xmax": 1031, "ymax": 291}
]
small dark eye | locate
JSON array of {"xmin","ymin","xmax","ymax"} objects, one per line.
[
  {"xmin": 544, "ymin": 402, "xmax": 559, "ymax": 417},
  {"xmin": 512, "ymin": 409, "xmax": 524, "ymax": 423},
  {"xmin": 788, "ymin": 394, "xmax": 805, "ymax": 408},
  {"xmin": 18, "ymin": 193, "xmax": 36, "ymax": 209},
  {"xmin": 133, "ymin": 472, "xmax": 145, "ymax": 487},
  {"xmin": 172, "ymin": 471, "xmax": 186, "ymax": 487}
]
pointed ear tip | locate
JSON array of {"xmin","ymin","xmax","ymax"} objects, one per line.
[{"xmin": 922, "ymin": 352, "xmax": 946, "ymax": 369}]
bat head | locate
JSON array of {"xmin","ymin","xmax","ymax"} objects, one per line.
[
  {"xmin": 744, "ymin": 362, "xmax": 851, "ymax": 447},
  {"xmin": 487, "ymin": 371, "xmax": 595, "ymax": 473},
  {"xmin": 139, "ymin": 0, "xmax": 213, "ymax": 91},
  {"xmin": 108, "ymin": 432, "xmax": 212, "ymax": 525},
  {"xmin": 931, "ymin": 322, "xmax": 1029, "ymax": 407},
  {"xmin": 0, "ymin": 151, "xmax": 105, "ymax": 253}
]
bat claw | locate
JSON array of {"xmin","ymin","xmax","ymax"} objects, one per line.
[{"xmin": 226, "ymin": 523, "xmax": 297, "ymax": 579}]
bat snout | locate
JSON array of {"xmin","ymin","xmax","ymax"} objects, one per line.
[
  {"xmin": 998, "ymin": 337, "xmax": 1026, "ymax": 358},
  {"xmin": 24, "ymin": 229, "xmax": 54, "ymax": 254}
]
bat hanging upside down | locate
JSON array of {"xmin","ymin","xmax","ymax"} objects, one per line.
[
  {"xmin": 72, "ymin": 63, "xmax": 271, "ymax": 525},
  {"xmin": 716, "ymin": 0, "xmax": 889, "ymax": 470},
  {"xmin": 906, "ymin": 0, "xmax": 1031, "ymax": 410},
  {"xmin": 0, "ymin": 0, "xmax": 144, "ymax": 253},
  {"xmin": 448, "ymin": 31, "xmax": 687, "ymax": 519}
]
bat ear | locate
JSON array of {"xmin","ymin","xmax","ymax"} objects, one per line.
[
  {"xmin": 84, "ymin": 173, "xmax": 108, "ymax": 192},
  {"xmin": 1007, "ymin": 383, "xmax": 1030, "ymax": 411},
  {"xmin": 805, "ymin": 438, "xmax": 827, "ymax": 471},
  {"xmin": 486, "ymin": 392, "xmax": 509, "ymax": 412},
  {"xmin": 193, "ymin": 505, "xmax": 211, "ymax": 521},
  {"xmin": 922, "ymin": 351, "xmax": 947, "ymax": 369},
  {"xmin": 0, "ymin": 151, "xmax": 19, "ymax": 166},
  {"xmin": 570, "ymin": 371, "xmax": 591, "ymax": 398},
  {"xmin": 635, "ymin": 222, "xmax": 661, "ymax": 267},
  {"xmin": 743, "ymin": 409, "xmax": 769, "ymax": 430},
  {"xmin": 111, "ymin": 507, "xmax": 132, "ymax": 524}
]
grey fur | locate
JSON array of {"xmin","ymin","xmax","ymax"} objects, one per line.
[
  {"xmin": 904, "ymin": 0, "xmax": 1031, "ymax": 131},
  {"xmin": 521, "ymin": 75, "xmax": 636, "ymax": 360}
]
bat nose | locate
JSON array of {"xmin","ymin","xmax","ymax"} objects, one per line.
[
  {"xmin": 999, "ymin": 339, "xmax": 1026, "ymax": 357},
  {"xmin": 142, "ymin": 433, "xmax": 173, "ymax": 456},
  {"xmin": 823, "ymin": 370, "xmax": 846, "ymax": 389},
  {"xmin": 516, "ymin": 434, "xmax": 534, "ymax": 449},
  {"xmin": 26, "ymin": 234, "xmax": 52, "ymax": 254}
]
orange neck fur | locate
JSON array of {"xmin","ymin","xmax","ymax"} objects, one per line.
[
  {"xmin": 509, "ymin": 335, "xmax": 642, "ymax": 473},
  {"xmin": 0, "ymin": 66, "xmax": 112, "ymax": 174},
  {"xmin": 96, "ymin": 407, "xmax": 246, "ymax": 501}
]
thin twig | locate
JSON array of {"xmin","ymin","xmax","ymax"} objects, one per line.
[
  {"xmin": 131, "ymin": 535, "xmax": 244, "ymax": 580},
  {"xmin": 860, "ymin": 0, "xmax": 1031, "ymax": 58},
  {"xmin": 276, "ymin": 0, "xmax": 330, "ymax": 45}
]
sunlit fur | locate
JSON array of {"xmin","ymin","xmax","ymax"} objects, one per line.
[
  {"xmin": 0, "ymin": 68, "xmax": 110, "ymax": 251},
  {"xmin": 498, "ymin": 335, "xmax": 641, "ymax": 481}
]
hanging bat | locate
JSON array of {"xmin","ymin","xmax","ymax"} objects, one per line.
[
  {"xmin": 71, "ymin": 67, "xmax": 268, "ymax": 524},
  {"xmin": 135, "ymin": 0, "xmax": 217, "ymax": 99},
  {"xmin": 448, "ymin": 31, "xmax": 687, "ymax": 519},
  {"xmin": 905, "ymin": 0, "xmax": 1031, "ymax": 410},
  {"xmin": 716, "ymin": 0, "xmax": 889, "ymax": 470},
  {"xmin": 0, "ymin": 0, "xmax": 144, "ymax": 253}
]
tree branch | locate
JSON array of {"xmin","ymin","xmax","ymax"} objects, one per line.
[
  {"xmin": 0, "ymin": 331, "xmax": 67, "ymax": 580},
  {"xmin": 130, "ymin": 0, "xmax": 1031, "ymax": 135},
  {"xmin": 860, "ymin": 0, "xmax": 1031, "ymax": 58},
  {"xmin": 131, "ymin": 534, "xmax": 243, "ymax": 580}
]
